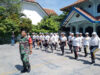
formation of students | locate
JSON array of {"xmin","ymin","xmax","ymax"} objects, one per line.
[{"xmin": 28, "ymin": 32, "xmax": 100, "ymax": 64}]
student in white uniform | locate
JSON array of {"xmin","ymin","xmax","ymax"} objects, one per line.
[
  {"xmin": 32, "ymin": 33, "xmax": 36, "ymax": 48},
  {"xmin": 72, "ymin": 32, "xmax": 81, "ymax": 59},
  {"xmin": 83, "ymin": 32, "xmax": 91, "ymax": 57},
  {"xmin": 39, "ymin": 33, "xmax": 43, "ymax": 49},
  {"xmin": 44, "ymin": 33, "xmax": 50, "ymax": 51},
  {"xmin": 69, "ymin": 33, "xmax": 74, "ymax": 53},
  {"xmin": 89, "ymin": 32, "xmax": 100, "ymax": 64},
  {"xmin": 49, "ymin": 33, "xmax": 55, "ymax": 52},
  {"xmin": 79, "ymin": 33, "xmax": 84, "ymax": 52},
  {"xmin": 54, "ymin": 33, "xmax": 59, "ymax": 50},
  {"xmin": 68, "ymin": 32, "xmax": 72, "ymax": 47},
  {"xmin": 60, "ymin": 32, "xmax": 67, "ymax": 55}
]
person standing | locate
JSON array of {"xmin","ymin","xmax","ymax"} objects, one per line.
[
  {"xmin": 54, "ymin": 33, "xmax": 59, "ymax": 50},
  {"xmin": 83, "ymin": 32, "xmax": 91, "ymax": 57},
  {"xmin": 89, "ymin": 32, "xmax": 100, "ymax": 64},
  {"xmin": 39, "ymin": 33, "xmax": 43, "ymax": 49},
  {"xmin": 44, "ymin": 33, "xmax": 50, "ymax": 51},
  {"xmin": 59, "ymin": 32, "xmax": 67, "ymax": 55},
  {"xmin": 79, "ymin": 33, "xmax": 84, "ymax": 52},
  {"xmin": 49, "ymin": 33, "xmax": 55, "ymax": 52},
  {"xmin": 72, "ymin": 32, "xmax": 81, "ymax": 59},
  {"xmin": 11, "ymin": 32, "xmax": 15, "ymax": 46},
  {"xmin": 32, "ymin": 33, "xmax": 36, "ymax": 48},
  {"xmin": 69, "ymin": 33, "xmax": 74, "ymax": 53},
  {"xmin": 19, "ymin": 30, "xmax": 32, "ymax": 73}
]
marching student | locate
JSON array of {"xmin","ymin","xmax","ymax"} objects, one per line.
[
  {"xmin": 79, "ymin": 33, "xmax": 84, "ymax": 52},
  {"xmin": 54, "ymin": 33, "xmax": 59, "ymax": 50},
  {"xmin": 68, "ymin": 32, "xmax": 72, "ymax": 51},
  {"xmin": 89, "ymin": 32, "xmax": 100, "ymax": 64},
  {"xmin": 83, "ymin": 32, "xmax": 91, "ymax": 57},
  {"xmin": 72, "ymin": 32, "xmax": 81, "ymax": 59},
  {"xmin": 49, "ymin": 33, "xmax": 55, "ymax": 52},
  {"xmin": 36, "ymin": 33, "xmax": 39, "ymax": 48},
  {"xmin": 69, "ymin": 33, "xmax": 74, "ymax": 53},
  {"xmin": 32, "ymin": 33, "xmax": 36, "ymax": 48},
  {"xmin": 44, "ymin": 33, "xmax": 50, "ymax": 51},
  {"xmin": 59, "ymin": 32, "xmax": 67, "ymax": 55},
  {"xmin": 39, "ymin": 33, "xmax": 43, "ymax": 49}
]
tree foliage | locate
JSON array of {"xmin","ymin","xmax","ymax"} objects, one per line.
[{"xmin": 0, "ymin": 0, "xmax": 33, "ymax": 44}]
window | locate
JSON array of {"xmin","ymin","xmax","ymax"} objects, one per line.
[
  {"xmin": 97, "ymin": 4, "xmax": 100, "ymax": 13},
  {"xmin": 76, "ymin": 14, "xmax": 80, "ymax": 18},
  {"xmin": 88, "ymin": 5, "xmax": 92, "ymax": 8}
]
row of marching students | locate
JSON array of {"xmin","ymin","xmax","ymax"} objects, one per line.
[
  {"xmin": 68, "ymin": 32, "xmax": 100, "ymax": 64},
  {"xmin": 31, "ymin": 33, "xmax": 59, "ymax": 52},
  {"xmin": 29, "ymin": 32, "xmax": 100, "ymax": 64}
]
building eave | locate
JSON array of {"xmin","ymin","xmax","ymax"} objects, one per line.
[{"xmin": 62, "ymin": 7, "xmax": 100, "ymax": 26}]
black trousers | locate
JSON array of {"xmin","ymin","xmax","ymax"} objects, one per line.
[
  {"xmin": 54, "ymin": 42, "xmax": 57, "ymax": 50},
  {"xmin": 84, "ymin": 45, "xmax": 88, "ymax": 56},
  {"xmin": 50, "ymin": 43, "xmax": 55, "ymax": 52},
  {"xmin": 69, "ymin": 41, "xmax": 73, "ymax": 53},
  {"xmin": 33, "ymin": 40, "xmax": 35, "ymax": 48},
  {"xmin": 90, "ymin": 46, "xmax": 98, "ymax": 63},
  {"xmin": 73, "ymin": 46, "xmax": 78, "ymax": 59},
  {"xmin": 60, "ymin": 42, "xmax": 66, "ymax": 55}
]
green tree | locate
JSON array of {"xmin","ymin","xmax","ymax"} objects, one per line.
[{"xmin": 32, "ymin": 15, "xmax": 60, "ymax": 33}]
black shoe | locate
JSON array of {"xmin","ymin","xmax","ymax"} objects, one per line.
[
  {"xmin": 84, "ymin": 54, "xmax": 87, "ymax": 57},
  {"xmin": 27, "ymin": 67, "xmax": 31, "ymax": 73},
  {"xmin": 21, "ymin": 69, "xmax": 27, "ymax": 73},
  {"xmin": 75, "ymin": 57, "xmax": 78, "ymax": 60},
  {"xmin": 61, "ymin": 53, "xmax": 64, "ymax": 56},
  {"xmin": 91, "ymin": 61, "xmax": 95, "ymax": 64},
  {"xmin": 71, "ymin": 51, "xmax": 73, "ymax": 53}
]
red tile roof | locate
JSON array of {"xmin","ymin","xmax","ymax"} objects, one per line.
[
  {"xmin": 24, "ymin": 0, "xmax": 36, "ymax": 3},
  {"xmin": 23, "ymin": 0, "xmax": 57, "ymax": 16},
  {"xmin": 75, "ymin": 7, "xmax": 100, "ymax": 21},
  {"xmin": 60, "ymin": 0, "xmax": 88, "ymax": 11},
  {"xmin": 43, "ymin": 8, "xmax": 57, "ymax": 16}
]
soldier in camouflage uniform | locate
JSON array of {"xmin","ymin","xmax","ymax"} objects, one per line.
[{"xmin": 19, "ymin": 30, "xmax": 32, "ymax": 73}]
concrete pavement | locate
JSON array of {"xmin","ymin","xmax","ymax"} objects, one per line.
[{"xmin": 0, "ymin": 44, "xmax": 100, "ymax": 75}]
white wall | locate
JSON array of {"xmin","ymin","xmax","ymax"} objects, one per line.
[{"xmin": 21, "ymin": 2, "xmax": 48, "ymax": 25}]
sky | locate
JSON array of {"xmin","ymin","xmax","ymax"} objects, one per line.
[{"xmin": 36, "ymin": 0, "xmax": 77, "ymax": 15}]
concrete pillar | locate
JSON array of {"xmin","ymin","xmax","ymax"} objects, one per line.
[
  {"xmin": 93, "ymin": 23, "xmax": 96, "ymax": 32},
  {"xmin": 70, "ymin": 26, "xmax": 72, "ymax": 32},
  {"xmin": 75, "ymin": 25, "xmax": 79, "ymax": 32},
  {"xmin": 83, "ymin": 27, "xmax": 85, "ymax": 33}
]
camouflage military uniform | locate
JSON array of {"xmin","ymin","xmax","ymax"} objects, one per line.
[{"xmin": 19, "ymin": 37, "xmax": 30, "ymax": 70}]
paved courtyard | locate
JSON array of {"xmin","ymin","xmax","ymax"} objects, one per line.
[{"xmin": 0, "ymin": 44, "xmax": 100, "ymax": 75}]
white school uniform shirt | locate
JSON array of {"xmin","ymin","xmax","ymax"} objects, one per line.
[
  {"xmin": 39, "ymin": 35, "xmax": 43, "ymax": 40},
  {"xmin": 90, "ymin": 36, "xmax": 100, "ymax": 47},
  {"xmin": 70, "ymin": 36, "xmax": 75, "ymax": 41},
  {"xmin": 68, "ymin": 36, "xmax": 72, "ymax": 42},
  {"xmin": 54, "ymin": 35, "xmax": 59, "ymax": 43},
  {"xmin": 36, "ymin": 35, "xmax": 39, "ymax": 40},
  {"xmin": 72, "ymin": 37, "xmax": 81, "ymax": 46},
  {"xmin": 32, "ymin": 35, "xmax": 36, "ymax": 40},
  {"xmin": 60, "ymin": 36, "xmax": 67, "ymax": 42},
  {"xmin": 83, "ymin": 37, "xmax": 91, "ymax": 46},
  {"xmin": 41, "ymin": 35, "xmax": 45, "ymax": 41},
  {"xmin": 44, "ymin": 35, "xmax": 50, "ymax": 41},
  {"xmin": 50, "ymin": 35, "xmax": 55, "ymax": 44}
]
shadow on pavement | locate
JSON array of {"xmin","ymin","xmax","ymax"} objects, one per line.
[
  {"xmin": 78, "ymin": 59, "xmax": 91, "ymax": 64},
  {"xmin": 94, "ymin": 63, "xmax": 100, "ymax": 66},
  {"xmin": 55, "ymin": 53, "xmax": 63, "ymax": 56},
  {"xmin": 65, "ymin": 55, "xmax": 75, "ymax": 60},
  {"xmin": 15, "ymin": 65, "xmax": 23, "ymax": 71}
]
